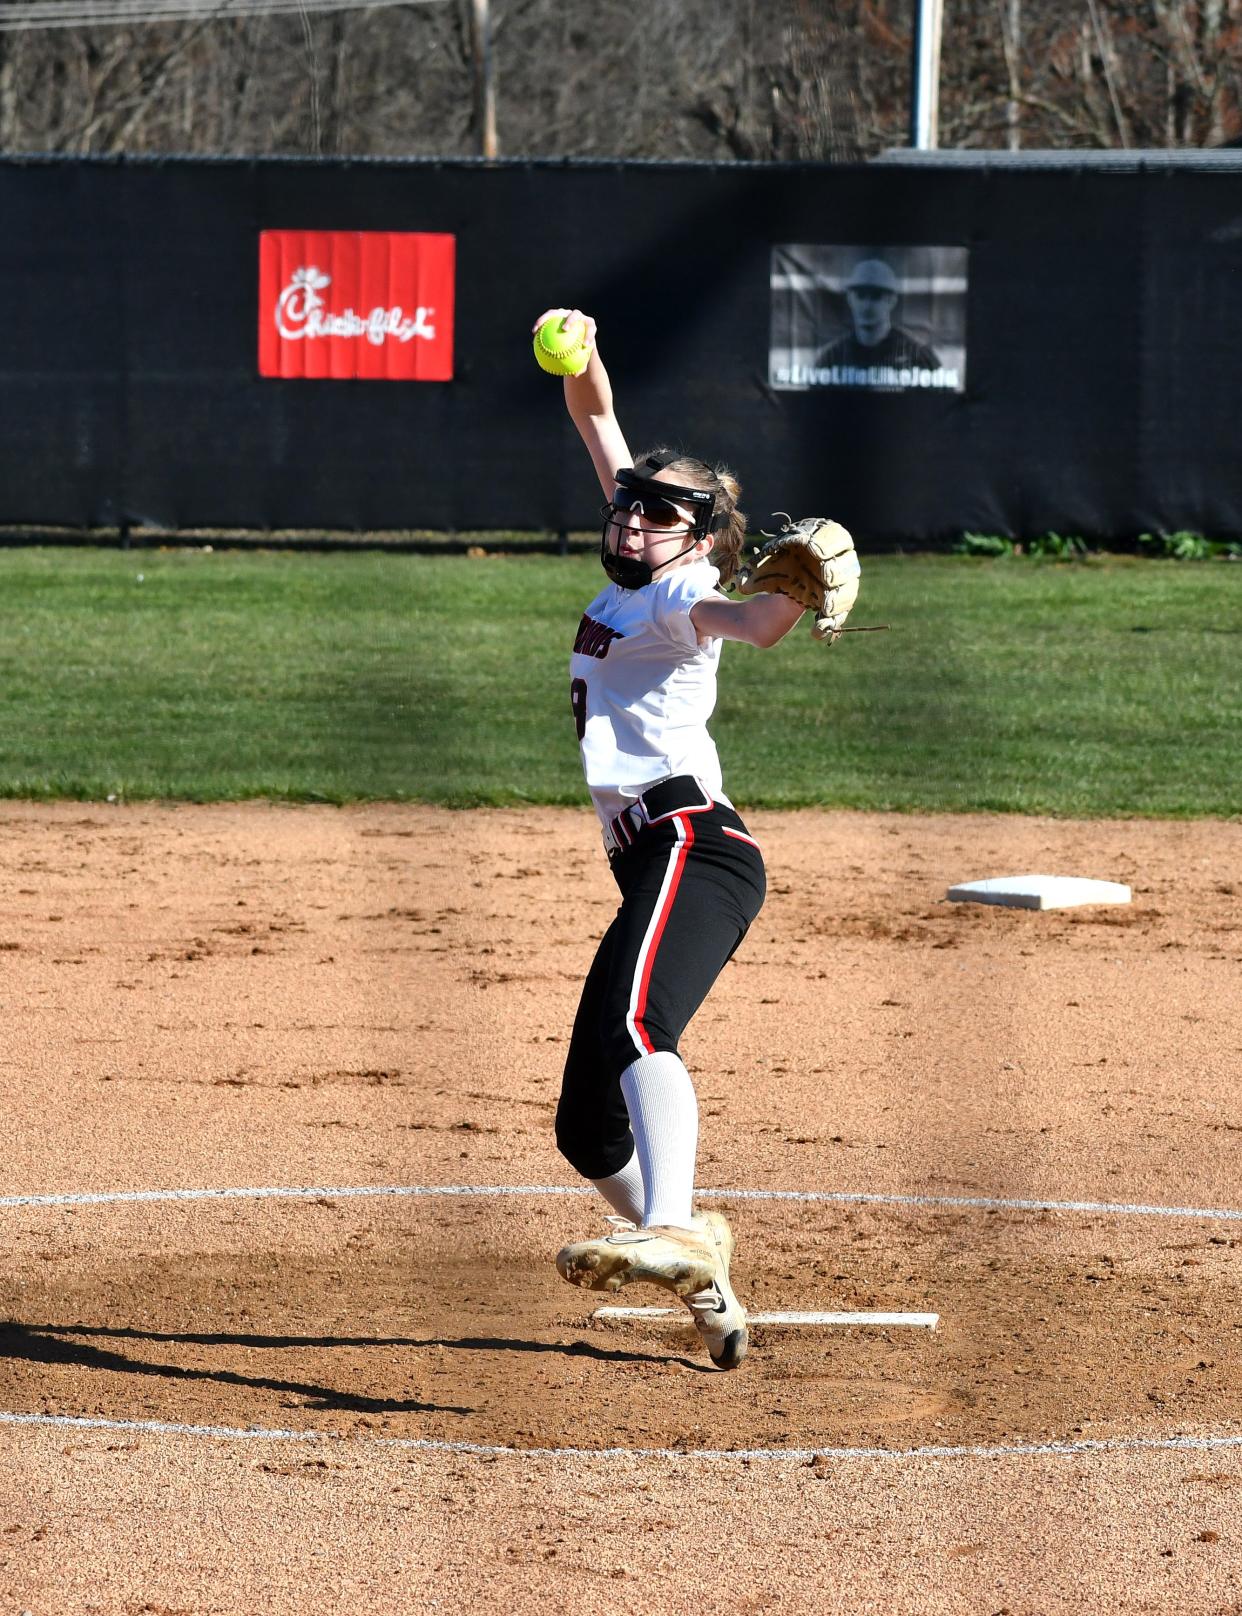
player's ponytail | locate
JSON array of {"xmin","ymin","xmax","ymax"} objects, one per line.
[{"xmin": 709, "ymin": 466, "xmax": 747, "ymax": 589}]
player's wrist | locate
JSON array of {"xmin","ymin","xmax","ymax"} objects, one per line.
[
  {"xmin": 564, "ymin": 349, "xmax": 608, "ymax": 400},
  {"xmin": 565, "ymin": 378, "xmax": 613, "ymax": 424},
  {"xmin": 745, "ymin": 592, "xmax": 804, "ymax": 648}
]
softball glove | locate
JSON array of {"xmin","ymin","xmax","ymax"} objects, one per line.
[{"xmin": 734, "ymin": 516, "xmax": 860, "ymax": 642}]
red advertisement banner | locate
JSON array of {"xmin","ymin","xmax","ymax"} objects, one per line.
[{"xmin": 258, "ymin": 230, "xmax": 455, "ymax": 381}]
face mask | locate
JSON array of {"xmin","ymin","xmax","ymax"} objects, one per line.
[{"xmin": 598, "ymin": 454, "xmax": 725, "ymax": 589}]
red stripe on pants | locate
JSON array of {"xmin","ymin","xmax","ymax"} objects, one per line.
[{"xmin": 631, "ymin": 815, "xmax": 694, "ymax": 1054}]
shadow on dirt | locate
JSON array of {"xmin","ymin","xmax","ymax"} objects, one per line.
[
  {"xmin": 0, "ymin": 1319, "xmax": 473, "ymax": 1415},
  {"xmin": 1, "ymin": 1318, "xmax": 711, "ymax": 1384}
]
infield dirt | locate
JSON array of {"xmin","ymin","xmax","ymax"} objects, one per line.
[{"xmin": 0, "ymin": 803, "xmax": 1239, "ymax": 1612}]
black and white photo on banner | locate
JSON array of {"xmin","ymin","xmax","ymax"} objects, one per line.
[{"xmin": 769, "ymin": 245, "xmax": 968, "ymax": 393}]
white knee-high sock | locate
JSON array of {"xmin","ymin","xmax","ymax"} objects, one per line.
[
  {"xmin": 619, "ymin": 1051, "xmax": 698, "ymax": 1231},
  {"xmin": 589, "ymin": 1151, "xmax": 645, "ymax": 1225}
]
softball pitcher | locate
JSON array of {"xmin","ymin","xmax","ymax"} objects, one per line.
[{"xmin": 536, "ymin": 307, "xmax": 860, "ymax": 1369}]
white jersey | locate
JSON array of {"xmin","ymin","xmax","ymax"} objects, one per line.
[{"xmin": 569, "ymin": 560, "xmax": 727, "ymax": 828}]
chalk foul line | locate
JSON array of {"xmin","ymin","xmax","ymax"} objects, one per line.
[
  {"xmin": 1, "ymin": 1409, "xmax": 1241, "ymax": 1466},
  {"xmin": 1, "ymin": 1181, "xmax": 1241, "ymax": 1222}
]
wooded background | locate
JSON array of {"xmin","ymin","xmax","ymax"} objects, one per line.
[{"xmin": 0, "ymin": 0, "xmax": 1239, "ymax": 162}]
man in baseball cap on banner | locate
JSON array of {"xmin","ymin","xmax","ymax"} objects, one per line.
[{"xmin": 814, "ymin": 255, "xmax": 943, "ymax": 377}]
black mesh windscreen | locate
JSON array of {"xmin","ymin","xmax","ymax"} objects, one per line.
[{"xmin": 0, "ymin": 155, "xmax": 1237, "ymax": 540}]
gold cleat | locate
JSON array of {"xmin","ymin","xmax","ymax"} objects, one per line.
[{"xmin": 556, "ymin": 1223, "xmax": 716, "ymax": 1299}]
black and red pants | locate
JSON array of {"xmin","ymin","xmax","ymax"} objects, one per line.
[{"xmin": 555, "ymin": 778, "xmax": 766, "ymax": 1180}]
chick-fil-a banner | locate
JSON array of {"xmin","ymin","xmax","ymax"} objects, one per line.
[{"xmin": 258, "ymin": 230, "xmax": 455, "ymax": 380}]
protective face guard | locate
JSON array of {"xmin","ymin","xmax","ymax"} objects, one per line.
[
  {"xmin": 604, "ymin": 484, "xmax": 697, "ymax": 531},
  {"xmin": 599, "ymin": 452, "xmax": 729, "ymax": 589}
]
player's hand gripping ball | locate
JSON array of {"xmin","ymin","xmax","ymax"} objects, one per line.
[
  {"xmin": 532, "ymin": 311, "xmax": 594, "ymax": 377},
  {"xmin": 735, "ymin": 516, "xmax": 861, "ymax": 643}
]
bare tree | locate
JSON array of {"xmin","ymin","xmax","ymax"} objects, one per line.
[
  {"xmin": 0, "ymin": 0, "xmax": 1237, "ymax": 162},
  {"xmin": 930, "ymin": 0, "xmax": 1242, "ymax": 152},
  {"xmin": 0, "ymin": 32, "xmax": 23, "ymax": 150}
]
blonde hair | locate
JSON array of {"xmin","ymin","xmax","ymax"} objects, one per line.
[{"xmin": 639, "ymin": 449, "xmax": 747, "ymax": 589}]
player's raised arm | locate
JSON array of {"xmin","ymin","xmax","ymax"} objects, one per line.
[{"xmin": 531, "ymin": 307, "xmax": 631, "ymax": 497}]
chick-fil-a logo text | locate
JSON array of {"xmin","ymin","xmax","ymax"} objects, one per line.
[{"xmin": 276, "ymin": 265, "xmax": 437, "ymax": 346}]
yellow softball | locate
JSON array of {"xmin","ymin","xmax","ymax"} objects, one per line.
[{"xmin": 533, "ymin": 313, "xmax": 592, "ymax": 377}]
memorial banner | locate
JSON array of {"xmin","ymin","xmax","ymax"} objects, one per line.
[{"xmin": 769, "ymin": 245, "xmax": 968, "ymax": 393}]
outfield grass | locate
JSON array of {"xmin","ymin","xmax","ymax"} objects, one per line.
[{"xmin": 0, "ymin": 547, "xmax": 1237, "ymax": 816}]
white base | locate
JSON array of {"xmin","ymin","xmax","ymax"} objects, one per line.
[
  {"xmin": 947, "ymin": 875, "xmax": 1132, "ymax": 911},
  {"xmin": 591, "ymin": 1307, "xmax": 938, "ymax": 1329}
]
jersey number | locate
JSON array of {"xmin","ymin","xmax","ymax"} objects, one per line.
[{"xmin": 570, "ymin": 677, "xmax": 587, "ymax": 741}]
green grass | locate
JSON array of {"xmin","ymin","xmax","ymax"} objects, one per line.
[{"xmin": 0, "ymin": 547, "xmax": 1237, "ymax": 816}]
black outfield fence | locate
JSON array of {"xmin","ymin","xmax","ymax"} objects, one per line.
[{"xmin": 1, "ymin": 153, "xmax": 1239, "ymax": 542}]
